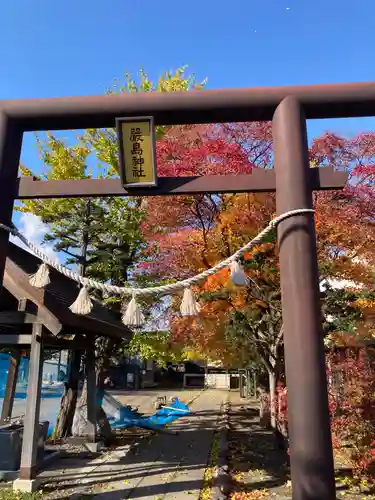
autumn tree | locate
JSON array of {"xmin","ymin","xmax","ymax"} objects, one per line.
[
  {"xmin": 322, "ymin": 286, "xmax": 375, "ymax": 348},
  {"xmin": 278, "ymin": 286, "xmax": 375, "ymax": 480},
  {"xmin": 139, "ymin": 130, "xmax": 375, "ymax": 429}
]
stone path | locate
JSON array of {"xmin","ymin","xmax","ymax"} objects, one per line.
[{"xmin": 39, "ymin": 389, "xmax": 226, "ymax": 500}]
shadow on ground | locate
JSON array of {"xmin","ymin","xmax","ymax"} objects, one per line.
[
  {"xmin": 39, "ymin": 391, "xmax": 224, "ymax": 500},
  {"xmin": 228, "ymin": 399, "xmax": 375, "ymax": 500},
  {"xmin": 228, "ymin": 400, "xmax": 290, "ymax": 496}
]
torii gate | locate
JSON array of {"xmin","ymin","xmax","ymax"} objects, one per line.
[{"xmin": 1, "ymin": 81, "xmax": 373, "ymax": 500}]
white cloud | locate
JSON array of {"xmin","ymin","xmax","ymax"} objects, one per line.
[
  {"xmin": 10, "ymin": 213, "xmax": 58, "ymax": 262},
  {"xmin": 20, "ymin": 213, "xmax": 48, "ymax": 242}
]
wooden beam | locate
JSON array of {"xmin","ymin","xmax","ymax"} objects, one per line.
[
  {"xmin": 37, "ymin": 309, "xmax": 62, "ymax": 336},
  {"xmin": 0, "ymin": 334, "xmax": 93, "ymax": 348},
  {"xmin": 17, "ymin": 298, "xmax": 37, "ymax": 315},
  {"xmin": 16, "ymin": 168, "xmax": 348, "ymax": 199},
  {"xmin": 43, "ymin": 292, "xmax": 130, "ymax": 340},
  {"xmin": 0, "ymin": 311, "xmax": 38, "ymax": 325},
  {"xmin": 0, "ymin": 350, "xmax": 20, "ymax": 424},
  {"xmin": 19, "ymin": 322, "xmax": 43, "ymax": 481},
  {"xmin": 0, "ymin": 300, "xmax": 35, "ymax": 345},
  {"xmin": 3, "ymin": 270, "xmax": 129, "ymax": 341},
  {"xmin": 3, "ymin": 268, "xmax": 62, "ymax": 336},
  {"xmin": 2, "ymin": 81, "xmax": 375, "ymax": 131},
  {"xmin": 0, "ymin": 334, "xmax": 32, "ymax": 345}
]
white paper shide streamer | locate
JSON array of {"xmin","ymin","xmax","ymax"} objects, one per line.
[
  {"xmin": 122, "ymin": 293, "xmax": 145, "ymax": 327},
  {"xmin": 230, "ymin": 260, "xmax": 248, "ymax": 286},
  {"xmin": 29, "ymin": 263, "xmax": 51, "ymax": 288},
  {"xmin": 180, "ymin": 287, "xmax": 200, "ymax": 316}
]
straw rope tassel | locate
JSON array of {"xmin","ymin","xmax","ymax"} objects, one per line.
[
  {"xmin": 230, "ymin": 260, "xmax": 248, "ymax": 286},
  {"xmin": 180, "ymin": 287, "xmax": 200, "ymax": 316},
  {"xmin": 69, "ymin": 284, "xmax": 93, "ymax": 315},
  {"xmin": 122, "ymin": 293, "xmax": 145, "ymax": 327},
  {"xmin": 29, "ymin": 263, "xmax": 50, "ymax": 288}
]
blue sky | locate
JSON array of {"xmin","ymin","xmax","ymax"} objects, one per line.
[{"xmin": 0, "ymin": 0, "xmax": 374, "ymax": 247}]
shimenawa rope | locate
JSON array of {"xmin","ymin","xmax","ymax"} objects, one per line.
[{"xmin": 0, "ymin": 208, "xmax": 314, "ymax": 325}]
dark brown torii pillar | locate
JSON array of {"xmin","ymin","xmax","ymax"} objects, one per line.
[
  {"xmin": 0, "ymin": 112, "xmax": 23, "ymax": 288},
  {"xmin": 273, "ymin": 97, "xmax": 336, "ymax": 500}
]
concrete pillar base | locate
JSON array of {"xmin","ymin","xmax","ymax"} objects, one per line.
[
  {"xmin": 85, "ymin": 441, "xmax": 103, "ymax": 453},
  {"xmin": 13, "ymin": 478, "xmax": 40, "ymax": 493}
]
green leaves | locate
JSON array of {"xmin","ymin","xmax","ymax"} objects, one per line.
[
  {"xmin": 128, "ymin": 331, "xmax": 186, "ymax": 366},
  {"xmin": 106, "ymin": 66, "xmax": 207, "ymax": 141}
]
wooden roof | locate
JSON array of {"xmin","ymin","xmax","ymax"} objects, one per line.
[{"xmin": 0, "ymin": 242, "xmax": 132, "ymax": 342}]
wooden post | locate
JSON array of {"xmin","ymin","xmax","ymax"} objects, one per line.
[
  {"xmin": 2, "ymin": 299, "xmax": 37, "ymax": 425},
  {"xmin": 17, "ymin": 323, "xmax": 43, "ymax": 487},
  {"xmin": 1, "ymin": 350, "xmax": 20, "ymax": 424},
  {"xmin": 85, "ymin": 344, "xmax": 96, "ymax": 443},
  {"xmin": 57, "ymin": 350, "xmax": 61, "ymax": 381}
]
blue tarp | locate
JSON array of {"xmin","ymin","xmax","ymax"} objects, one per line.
[
  {"xmin": 96, "ymin": 388, "xmax": 191, "ymax": 431},
  {"xmin": 0, "ymin": 356, "xmax": 191, "ymax": 435},
  {"xmin": 110, "ymin": 397, "xmax": 191, "ymax": 431}
]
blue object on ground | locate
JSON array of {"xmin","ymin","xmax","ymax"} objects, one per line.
[
  {"xmin": 1, "ymin": 360, "xmax": 191, "ymax": 437},
  {"xmin": 110, "ymin": 397, "xmax": 191, "ymax": 431},
  {"xmin": 46, "ymin": 393, "xmax": 191, "ymax": 436}
]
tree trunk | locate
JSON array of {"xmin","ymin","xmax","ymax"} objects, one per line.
[
  {"xmin": 72, "ymin": 378, "xmax": 112, "ymax": 441},
  {"xmin": 258, "ymin": 386, "xmax": 270, "ymax": 428},
  {"xmin": 55, "ymin": 201, "xmax": 91, "ymax": 441},
  {"xmin": 72, "ymin": 339, "xmax": 119, "ymax": 442},
  {"xmin": 268, "ymin": 370, "xmax": 277, "ymax": 430},
  {"xmin": 53, "ymin": 351, "xmax": 82, "ymax": 440},
  {"xmin": 77, "ymin": 199, "xmax": 91, "ymax": 278}
]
